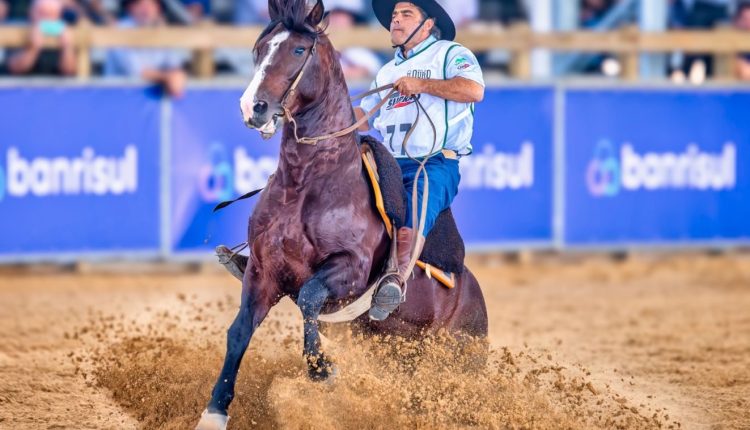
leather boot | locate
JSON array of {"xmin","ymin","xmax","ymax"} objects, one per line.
[{"xmin": 369, "ymin": 227, "xmax": 419, "ymax": 321}]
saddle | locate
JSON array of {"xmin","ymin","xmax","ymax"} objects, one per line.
[{"xmin": 359, "ymin": 135, "xmax": 466, "ymax": 289}]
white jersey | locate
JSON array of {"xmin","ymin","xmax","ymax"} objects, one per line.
[{"xmin": 360, "ymin": 36, "xmax": 485, "ymax": 158}]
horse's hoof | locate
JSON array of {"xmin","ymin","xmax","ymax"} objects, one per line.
[
  {"xmin": 306, "ymin": 354, "xmax": 337, "ymax": 382},
  {"xmin": 195, "ymin": 409, "xmax": 229, "ymax": 430}
]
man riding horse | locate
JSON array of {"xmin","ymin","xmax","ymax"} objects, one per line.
[
  {"xmin": 355, "ymin": 0, "xmax": 485, "ymax": 320},
  {"xmin": 198, "ymin": 1, "xmax": 487, "ymax": 427},
  {"xmin": 216, "ymin": 0, "xmax": 484, "ymax": 320}
]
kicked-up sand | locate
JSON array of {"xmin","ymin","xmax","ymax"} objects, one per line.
[{"xmin": 0, "ymin": 252, "xmax": 748, "ymax": 429}]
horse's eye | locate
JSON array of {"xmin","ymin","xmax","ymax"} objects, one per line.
[{"xmin": 294, "ymin": 47, "xmax": 306, "ymax": 57}]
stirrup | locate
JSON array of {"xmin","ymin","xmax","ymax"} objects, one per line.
[
  {"xmin": 215, "ymin": 243, "xmax": 247, "ymax": 281},
  {"xmin": 369, "ymin": 275, "xmax": 403, "ymax": 321},
  {"xmin": 369, "ymin": 224, "xmax": 404, "ymax": 321}
]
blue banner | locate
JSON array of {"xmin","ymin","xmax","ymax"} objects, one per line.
[
  {"xmin": 0, "ymin": 87, "xmax": 161, "ymax": 256},
  {"xmin": 5, "ymin": 84, "xmax": 748, "ymax": 261},
  {"xmin": 170, "ymin": 88, "xmax": 280, "ymax": 252},
  {"xmin": 565, "ymin": 88, "xmax": 750, "ymax": 246},
  {"xmin": 455, "ymin": 86, "xmax": 554, "ymax": 246},
  {"xmin": 170, "ymin": 86, "xmax": 555, "ymax": 252}
]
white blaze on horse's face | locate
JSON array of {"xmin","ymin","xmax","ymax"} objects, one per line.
[{"xmin": 240, "ymin": 30, "xmax": 290, "ymax": 136}]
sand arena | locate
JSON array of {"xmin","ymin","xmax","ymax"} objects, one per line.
[{"xmin": 0, "ymin": 252, "xmax": 748, "ymax": 429}]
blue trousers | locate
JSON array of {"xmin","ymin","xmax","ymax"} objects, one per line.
[{"xmin": 397, "ymin": 154, "xmax": 460, "ymax": 236}]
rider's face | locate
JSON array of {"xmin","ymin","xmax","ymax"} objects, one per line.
[{"xmin": 390, "ymin": 2, "xmax": 430, "ymax": 47}]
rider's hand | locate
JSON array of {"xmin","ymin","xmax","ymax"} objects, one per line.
[{"xmin": 394, "ymin": 77, "xmax": 424, "ymax": 98}]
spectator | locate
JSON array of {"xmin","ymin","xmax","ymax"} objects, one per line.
[
  {"xmin": 478, "ymin": 0, "xmax": 527, "ymax": 25},
  {"xmin": 233, "ymin": 0, "xmax": 268, "ymax": 25},
  {"xmin": 0, "ymin": 0, "xmax": 8, "ymax": 21},
  {"xmin": 671, "ymin": 0, "xmax": 731, "ymax": 29},
  {"xmin": 6, "ymin": 0, "xmax": 34, "ymax": 21},
  {"xmin": 182, "ymin": 0, "xmax": 210, "ymax": 21},
  {"xmin": 581, "ymin": 0, "xmax": 616, "ymax": 28},
  {"xmin": 104, "ymin": 0, "xmax": 187, "ymax": 97},
  {"xmin": 68, "ymin": 0, "xmax": 117, "ymax": 24},
  {"xmin": 669, "ymin": 0, "xmax": 731, "ymax": 79},
  {"xmin": 735, "ymin": 1, "xmax": 750, "ymax": 80},
  {"xmin": 7, "ymin": 0, "xmax": 77, "ymax": 76},
  {"xmin": 325, "ymin": 0, "xmax": 367, "ymax": 25},
  {"xmin": 0, "ymin": 0, "xmax": 6, "ymax": 73},
  {"xmin": 324, "ymin": 0, "xmax": 382, "ymax": 80},
  {"xmin": 438, "ymin": 0, "xmax": 478, "ymax": 28}
]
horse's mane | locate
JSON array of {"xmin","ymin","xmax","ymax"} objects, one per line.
[{"xmin": 258, "ymin": 0, "xmax": 326, "ymax": 43}]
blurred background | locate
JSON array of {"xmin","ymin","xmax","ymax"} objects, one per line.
[{"xmin": 0, "ymin": 0, "xmax": 749, "ymax": 262}]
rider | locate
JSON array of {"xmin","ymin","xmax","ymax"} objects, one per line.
[{"xmin": 357, "ymin": 0, "xmax": 484, "ymax": 321}]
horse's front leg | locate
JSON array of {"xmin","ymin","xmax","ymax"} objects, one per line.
[
  {"xmin": 196, "ymin": 276, "xmax": 278, "ymax": 430},
  {"xmin": 297, "ymin": 274, "xmax": 334, "ymax": 380},
  {"xmin": 297, "ymin": 256, "xmax": 362, "ymax": 381}
]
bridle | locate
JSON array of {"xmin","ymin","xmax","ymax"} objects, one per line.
[
  {"xmin": 276, "ymin": 34, "xmax": 319, "ymax": 131},
  {"xmin": 270, "ymin": 30, "xmax": 399, "ymax": 146}
]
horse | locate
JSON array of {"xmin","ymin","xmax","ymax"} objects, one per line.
[{"xmin": 196, "ymin": 0, "xmax": 487, "ymax": 428}]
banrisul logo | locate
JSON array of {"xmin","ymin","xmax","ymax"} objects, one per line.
[
  {"xmin": 199, "ymin": 143, "xmax": 234, "ymax": 202},
  {"xmin": 198, "ymin": 143, "xmax": 277, "ymax": 202},
  {"xmin": 587, "ymin": 140, "xmax": 737, "ymax": 197},
  {"xmin": 459, "ymin": 143, "xmax": 534, "ymax": 190},
  {"xmin": 2, "ymin": 146, "xmax": 138, "ymax": 200},
  {"xmin": 586, "ymin": 140, "xmax": 621, "ymax": 197}
]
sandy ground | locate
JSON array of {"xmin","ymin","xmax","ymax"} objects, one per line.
[{"xmin": 0, "ymin": 252, "xmax": 749, "ymax": 429}]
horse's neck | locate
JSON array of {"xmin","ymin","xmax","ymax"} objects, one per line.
[{"xmin": 278, "ymin": 80, "xmax": 360, "ymax": 186}]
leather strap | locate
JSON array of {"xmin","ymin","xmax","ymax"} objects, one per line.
[{"xmin": 289, "ymin": 85, "xmax": 396, "ymax": 145}]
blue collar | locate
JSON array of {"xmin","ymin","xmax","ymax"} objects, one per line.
[{"xmin": 395, "ymin": 35, "xmax": 437, "ymax": 64}]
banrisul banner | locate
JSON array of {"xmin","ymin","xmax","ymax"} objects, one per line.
[
  {"xmin": 565, "ymin": 88, "xmax": 750, "ymax": 246},
  {"xmin": 455, "ymin": 87, "xmax": 554, "ymax": 246},
  {"xmin": 0, "ymin": 87, "xmax": 161, "ymax": 257},
  {"xmin": 170, "ymin": 89, "xmax": 280, "ymax": 252},
  {"xmin": 171, "ymin": 86, "xmax": 555, "ymax": 253}
]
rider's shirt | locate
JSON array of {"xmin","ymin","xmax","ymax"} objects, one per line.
[{"xmin": 360, "ymin": 35, "xmax": 484, "ymax": 159}]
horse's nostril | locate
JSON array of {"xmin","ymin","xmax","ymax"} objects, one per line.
[{"xmin": 253, "ymin": 101, "xmax": 268, "ymax": 115}]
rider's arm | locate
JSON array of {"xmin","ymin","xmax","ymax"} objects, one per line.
[
  {"xmin": 394, "ymin": 45, "xmax": 485, "ymax": 103},
  {"xmin": 406, "ymin": 77, "xmax": 484, "ymax": 103}
]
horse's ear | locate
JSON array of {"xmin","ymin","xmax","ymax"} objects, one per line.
[
  {"xmin": 306, "ymin": 0, "xmax": 325, "ymax": 28},
  {"xmin": 318, "ymin": 11, "xmax": 331, "ymax": 31},
  {"xmin": 268, "ymin": 0, "xmax": 281, "ymax": 21}
]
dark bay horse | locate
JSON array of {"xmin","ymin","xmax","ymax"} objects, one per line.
[{"xmin": 196, "ymin": 0, "xmax": 487, "ymax": 428}]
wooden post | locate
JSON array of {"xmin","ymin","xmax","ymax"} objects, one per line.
[
  {"xmin": 75, "ymin": 20, "xmax": 92, "ymax": 80},
  {"xmin": 713, "ymin": 26, "xmax": 737, "ymax": 82},
  {"xmin": 509, "ymin": 23, "xmax": 532, "ymax": 80},
  {"xmin": 619, "ymin": 25, "xmax": 639, "ymax": 81},
  {"xmin": 192, "ymin": 21, "xmax": 215, "ymax": 78}
]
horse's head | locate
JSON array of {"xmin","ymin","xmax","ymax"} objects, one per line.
[{"xmin": 240, "ymin": 0, "xmax": 330, "ymax": 139}]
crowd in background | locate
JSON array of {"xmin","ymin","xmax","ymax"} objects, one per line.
[{"xmin": 0, "ymin": 0, "xmax": 749, "ymax": 95}]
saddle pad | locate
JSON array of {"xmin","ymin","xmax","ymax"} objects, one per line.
[{"xmin": 360, "ymin": 135, "xmax": 466, "ymax": 285}]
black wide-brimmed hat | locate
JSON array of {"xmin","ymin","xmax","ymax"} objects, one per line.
[{"xmin": 372, "ymin": 0, "xmax": 456, "ymax": 41}]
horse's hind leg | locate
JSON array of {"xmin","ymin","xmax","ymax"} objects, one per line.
[{"xmin": 196, "ymin": 278, "xmax": 277, "ymax": 429}]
